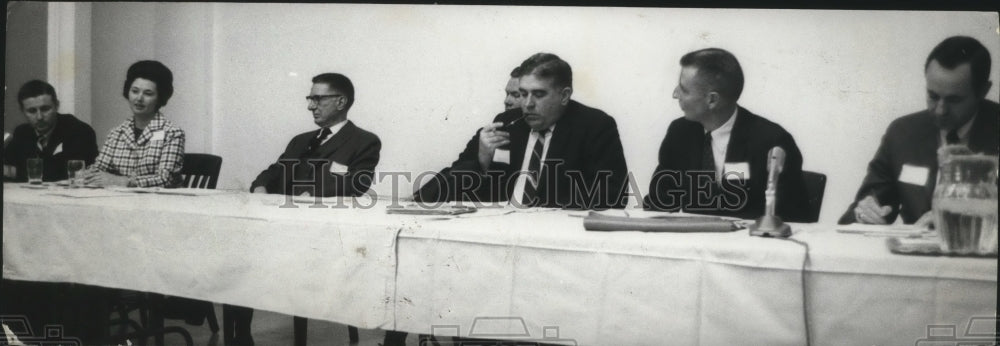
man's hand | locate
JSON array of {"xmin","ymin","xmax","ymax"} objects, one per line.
[
  {"xmin": 853, "ymin": 195, "xmax": 892, "ymax": 224},
  {"xmin": 3, "ymin": 164, "xmax": 16, "ymax": 179},
  {"xmin": 80, "ymin": 171, "xmax": 131, "ymax": 187},
  {"xmin": 477, "ymin": 122, "xmax": 510, "ymax": 171},
  {"xmin": 914, "ymin": 211, "xmax": 935, "ymax": 229},
  {"xmin": 252, "ymin": 186, "xmax": 268, "ymax": 194}
]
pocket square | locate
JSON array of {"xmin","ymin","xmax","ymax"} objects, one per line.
[{"xmin": 329, "ymin": 161, "xmax": 349, "ymax": 175}]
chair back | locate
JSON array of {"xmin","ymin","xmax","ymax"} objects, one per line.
[
  {"xmin": 180, "ymin": 153, "xmax": 222, "ymax": 189},
  {"xmin": 802, "ymin": 171, "xmax": 827, "ymax": 223}
]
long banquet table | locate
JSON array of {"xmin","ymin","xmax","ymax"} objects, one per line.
[{"xmin": 3, "ymin": 183, "xmax": 996, "ymax": 345}]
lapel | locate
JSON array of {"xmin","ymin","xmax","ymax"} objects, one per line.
[
  {"xmin": 132, "ymin": 114, "xmax": 165, "ymax": 147},
  {"xmin": 724, "ymin": 107, "xmax": 751, "ymax": 163},
  {"xmin": 312, "ymin": 121, "xmax": 355, "ymax": 159},
  {"xmin": 968, "ymin": 99, "xmax": 999, "ymax": 153}
]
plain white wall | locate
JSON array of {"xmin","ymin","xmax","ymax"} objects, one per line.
[{"xmin": 84, "ymin": 4, "xmax": 1000, "ymax": 223}]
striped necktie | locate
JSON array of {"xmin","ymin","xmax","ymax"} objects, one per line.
[{"xmin": 522, "ymin": 129, "xmax": 549, "ymax": 207}]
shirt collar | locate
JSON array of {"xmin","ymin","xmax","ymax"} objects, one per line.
[
  {"xmin": 127, "ymin": 112, "xmax": 167, "ymax": 131},
  {"xmin": 707, "ymin": 107, "xmax": 738, "ymax": 136},
  {"xmin": 319, "ymin": 119, "xmax": 349, "ymax": 138},
  {"xmin": 944, "ymin": 111, "xmax": 976, "ymax": 142}
]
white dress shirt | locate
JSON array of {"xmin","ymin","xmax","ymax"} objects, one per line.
[
  {"xmin": 938, "ymin": 112, "xmax": 975, "ymax": 147},
  {"xmin": 510, "ymin": 125, "xmax": 555, "ymax": 206},
  {"xmin": 706, "ymin": 108, "xmax": 738, "ymax": 181},
  {"xmin": 319, "ymin": 119, "xmax": 349, "ymax": 146}
]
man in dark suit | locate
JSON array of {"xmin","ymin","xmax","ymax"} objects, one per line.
[
  {"xmin": 244, "ymin": 73, "xmax": 381, "ymax": 346},
  {"xmin": 251, "ymin": 72, "xmax": 381, "ymax": 198},
  {"xmin": 4, "ymin": 80, "xmax": 98, "ymax": 181},
  {"xmin": 840, "ymin": 36, "xmax": 998, "ymax": 225},
  {"xmin": 644, "ymin": 48, "xmax": 810, "ymax": 222},
  {"xmin": 414, "ymin": 53, "xmax": 629, "ymax": 210}
]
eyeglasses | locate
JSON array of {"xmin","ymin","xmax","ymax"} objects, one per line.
[{"xmin": 305, "ymin": 94, "xmax": 344, "ymax": 104}]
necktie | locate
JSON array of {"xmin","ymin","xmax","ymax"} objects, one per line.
[
  {"xmin": 946, "ymin": 130, "xmax": 960, "ymax": 145},
  {"xmin": 522, "ymin": 129, "xmax": 549, "ymax": 207},
  {"xmin": 308, "ymin": 127, "xmax": 333, "ymax": 153},
  {"xmin": 702, "ymin": 132, "xmax": 716, "ymax": 175},
  {"xmin": 37, "ymin": 135, "xmax": 47, "ymax": 151}
]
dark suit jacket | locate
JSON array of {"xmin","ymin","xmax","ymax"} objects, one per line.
[
  {"xmin": 415, "ymin": 100, "xmax": 629, "ymax": 209},
  {"xmin": 4, "ymin": 113, "xmax": 98, "ymax": 182},
  {"xmin": 643, "ymin": 107, "xmax": 811, "ymax": 222},
  {"xmin": 838, "ymin": 99, "xmax": 1000, "ymax": 224},
  {"xmin": 251, "ymin": 120, "xmax": 381, "ymax": 197}
]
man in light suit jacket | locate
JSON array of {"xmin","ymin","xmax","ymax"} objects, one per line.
[
  {"xmin": 840, "ymin": 36, "xmax": 999, "ymax": 225},
  {"xmin": 644, "ymin": 48, "xmax": 811, "ymax": 222},
  {"xmin": 251, "ymin": 73, "xmax": 381, "ymax": 198},
  {"xmin": 414, "ymin": 53, "xmax": 629, "ymax": 210}
]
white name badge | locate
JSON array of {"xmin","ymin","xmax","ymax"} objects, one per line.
[
  {"xmin": 53, "ymin": 143, "xmax": 64, "ymax": 155},
  {"xmin": 493, "ymin": 149, "xmax": 511, "ymax": 164},
  {"xmin": 151, "ymin": 131, "xmax": 165, "ymax": 141},
  {"xmin": 899, "ymin": 164, "xmax": 929, "ymax": 186},
  {"xmin": 328, "ymin": 161, "xmax": 349, "ymax": 175},
  {"xmin": 723, "ymin": 162, "xmax": 751, "ymax": 180}
]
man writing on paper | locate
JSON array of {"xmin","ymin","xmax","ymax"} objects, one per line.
[
  {"xmin": 251, "ymin": 72, "xmax": 382, "ymax": 197},
  {"xmin": 840, "ymin": 36, "xmax": 998, "ymax": 225},
  {"xmin": 4, "ymin": 80, "xmax": 98, "ymax": 181},
  {"xmin": 413, "ymin": 53, "xmax": 630, "ymax": 209},
  {"xmin": 644, "ymin": 48, "xmax": 810, "ymax": 221}
]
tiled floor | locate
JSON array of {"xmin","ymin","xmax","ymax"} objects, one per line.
[{"xmin": 153, "ymin": 304, "xmax": 418, "ymax": 346}]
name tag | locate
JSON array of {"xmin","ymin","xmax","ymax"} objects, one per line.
[
  {"xmin": 151, "ymin": 131, "xmax": 165, "ymax": 141},
  {"xmin": 899, "ymin": 164, "xmax": 929, "ymax": 186},
  {"xmin": 723, "ymin": 162, "xmax": 750, "ymax": 180},
  {"xmin": 53, "ymin": 143, "xmax": 64, "ymax": 155},
  {"xmin": 493, "ymin": 149, "xmax": 511, "ymax": 164},
  {"xmin": 329, "ymin": 161, "xmax": 349, "ymax": 175}
]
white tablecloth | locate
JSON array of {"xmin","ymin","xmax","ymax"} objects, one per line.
[
  {"xmin": 4, "ymin": 184, "xmax": 996, "ymax": 345},
  {"xmin": 394, "ymin": 210, "xmax": 809, "ymax": 345},
  {"xmin": 2, "ymin": 185, "xmax": 403, "ymax": 329}
]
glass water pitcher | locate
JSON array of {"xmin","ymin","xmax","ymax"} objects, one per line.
[{"xmin": 932, "ymin": 145, "xmax": 998, "ymax": 255}]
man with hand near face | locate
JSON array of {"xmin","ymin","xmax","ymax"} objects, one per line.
[
  {"xmin": 840, "ymin": 36, "xmax": 999, "ymax": 225},
  {"xmin": 414, "ymin": 53, "xmax": 629, "ymax": 209},
  {"xmin": 4, "ymin": 80, "xmax": 98, "ymax": 181}
]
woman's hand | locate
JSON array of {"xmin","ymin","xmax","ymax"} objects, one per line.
[{"xmin": 80, "ymin": 170, "xmax": 132, "ymax": 187}]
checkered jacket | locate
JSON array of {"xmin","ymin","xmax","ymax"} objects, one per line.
[{"xmin": 92, "ymin": 113, "xmax": 185, "ymax": 187}]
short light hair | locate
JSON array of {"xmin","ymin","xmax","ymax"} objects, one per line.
[{"xmin": 680, "ymin": 48, "xmax": 744, "ymax": 101}]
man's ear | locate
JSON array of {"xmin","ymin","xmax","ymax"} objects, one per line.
[
  {"xmin": 336, "ymin": 97, "xmax": 348, "ymax": 111},
  {"xmin": 560, "ymin": 86, "xmax": 573, "ymax": 105},
  {"xmin": 706, "ymin": 91, "xmax": 720, "ymax": 109}
]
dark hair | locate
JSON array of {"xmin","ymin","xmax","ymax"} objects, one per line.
[
  {"xmin": 312, "ymin": 73, "xmax": 355, "ymax": 110},
  {"xmin": 679, "ymin": 48, "xmax": 744, "ymax": 101},
  {"xmin": 518, "ymin": 53, "xmax": 572, "ymax": 89},
  {"xmin": 510, "ymin": 66, "xmax": 523, "ymax": 78},
  {"xmin": 925, "ymin": 36, "xmax": 992, "ymax": 95},
  {"xmin": 122, "ymin": 60, "xmax": 174, "ymax": 108},
  {"xmin": 18, "ymin": 80, "xmax": 58, "ymax": 109}
]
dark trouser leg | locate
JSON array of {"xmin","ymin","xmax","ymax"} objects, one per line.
[
  {"xmin": 223, "ymin": 304, "xmax": 253, "ymax": 346},
  {"xmin": 383, "ymin": 330, "xmax": 408, "ymax": 346}
]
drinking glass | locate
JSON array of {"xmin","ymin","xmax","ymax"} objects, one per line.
[
  {"xmin": 26, "ymin": 158, "xmax": 43, "ymax": 185},
  {"xmin": 67, "ymin": 160, "xmax": 85, "ymax": 188}
]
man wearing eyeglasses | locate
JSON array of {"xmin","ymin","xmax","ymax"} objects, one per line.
[{"xmin": 251, "ymin": 72, "xmax": 382, "ymax": 197}]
